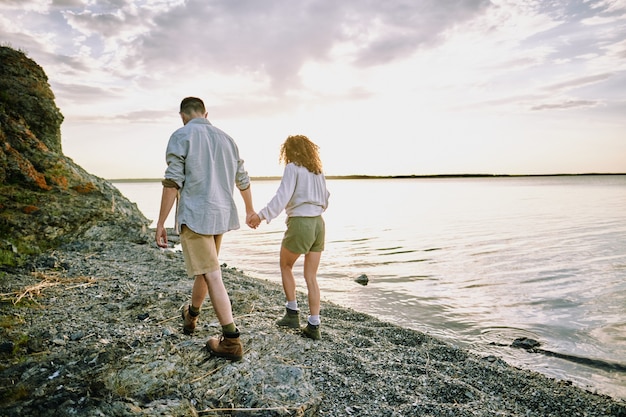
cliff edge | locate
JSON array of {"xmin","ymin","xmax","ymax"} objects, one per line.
[{"xmin": 0, "ymin": 46, "xmax": 150, "ymax": 267}]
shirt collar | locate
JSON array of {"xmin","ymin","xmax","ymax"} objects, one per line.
[{"xmin": 188, "ymin": 117, "xmax": 212, "ymax": 126}]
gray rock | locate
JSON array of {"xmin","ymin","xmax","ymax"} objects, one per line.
[{"xmin": 355, "ymin": 274, "xmax": 369, "ymax": 285}]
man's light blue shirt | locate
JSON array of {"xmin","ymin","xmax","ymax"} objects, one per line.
[{"xmin": 164, "ymin": 118, "xmax": 250, "ymax": 235}]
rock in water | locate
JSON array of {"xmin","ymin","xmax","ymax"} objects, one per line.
[
  {"xmin": 355, "ymin": 274, "xmax": 369, "ymax": 285},
  {"xmin": 511, "ymin": 337, "xmax": 541, "ymax": 350}
]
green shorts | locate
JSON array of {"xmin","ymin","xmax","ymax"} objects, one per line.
[{"xmin": 282, "ymin": 216, "xmax": 325, "ymax": 254}]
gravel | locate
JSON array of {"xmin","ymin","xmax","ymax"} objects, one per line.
[{"xmin": 1, "ymin": 238, "xmax": 624, "ymax": 416}]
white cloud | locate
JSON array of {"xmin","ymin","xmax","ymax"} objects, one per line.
[{"xmin": 1, "ymin": 0, "xmax": 625, "ymax": 177}]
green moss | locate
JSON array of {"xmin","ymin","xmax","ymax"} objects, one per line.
[
  {"xmin": 44, "ymin": 161, "xmax": 75, "ymax": 190},
  {"xmin": 0, "ymin": 249, "xmax": 18, "ymax": 267},
  {"xmin": 0, "ymin": 240, "xmax": 39, "ymax": 268},
  {"xmin": 0, "ymin": 383, "xmax": 30, "ymax": 404},
  {"xmin": 8, "ymin": 189, "xmax": 39, "ymax": 205},
  {"xmin": 0, "ymin": 315, "xmax": 20, "ymax": 329},
  {"xmin": 0, "ymin": 89, "xmax": 10, "ymax": 104},
  {"xmin": 15, "ymin": 240, "xmax": 40, "ymax": 256},
  {"xmin": 13, "ymin": 333, "xmax": 30, "ymax": 353}
]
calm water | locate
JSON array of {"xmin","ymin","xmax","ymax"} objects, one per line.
[{"xmin": 113, "ymin": 175, "xmax": 626, "ymax": 399}]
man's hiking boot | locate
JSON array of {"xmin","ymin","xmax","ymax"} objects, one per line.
[
  {"xmin": 182, "ymin": 304, "xmax": 199, "ymax": 335},
  {"xmin": 302, "ymin": 323, "xmax": 321, "ymax": 340},
  {"xmin": 276, "ymin": 307, "xmax": 300, "ymax": 328},
  {"xmin": 206, "ymin": 330, "xmax": 243, "ymax": 361}
]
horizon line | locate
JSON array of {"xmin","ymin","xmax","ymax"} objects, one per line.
[{"xmin": 108, "ymin": 172, "xmax": 626, "ymax": 182}]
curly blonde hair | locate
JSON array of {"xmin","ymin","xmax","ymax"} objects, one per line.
[{"xmin": 279, "ymin": 135, "xmax": 323, "ymax": 175}]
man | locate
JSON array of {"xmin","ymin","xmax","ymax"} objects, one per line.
[{"xmin": 156, "ymin": 97, "xmax": 255, "ymax": 361}]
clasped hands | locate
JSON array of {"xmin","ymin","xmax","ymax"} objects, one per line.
[{"xmin": 246, "ymin": 212, "xmax": 262, "ymax": 229}]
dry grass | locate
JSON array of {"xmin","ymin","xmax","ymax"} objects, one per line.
[
  {"xmin": 0, "ymin": 271, "xmax": 96, "ymax": 305},
  {"xmin": 197, "ymin": 405, "xmax": 308, "ymax": 416}
]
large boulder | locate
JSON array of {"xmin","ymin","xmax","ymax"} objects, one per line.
[{"xmin": 0, "ymin": 46, "xmax": 150, "ymax": 267}]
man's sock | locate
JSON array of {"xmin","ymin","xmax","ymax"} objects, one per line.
[
  {"xmin": 308, "ymin": 315, "xmax": 321, "ymax": 326},
  {"xmin": 286, "ymin": 300, "xmax": 298, "ymax": 311},
  {"xmin": 222, "ymin": 322, "xmax": 237, "ymax": 334},
  {"xmin": 189, "ymin": 305, "xmax": 200, "ymax": 316}
]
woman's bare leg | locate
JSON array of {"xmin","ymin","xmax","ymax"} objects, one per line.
[
  {"xmin": 303, "ymin": 251, "xmax": 322, "ymax": 316},
  {"xmin": 280, "ymin": 246, "xmax": 300, "ymax": 303}
]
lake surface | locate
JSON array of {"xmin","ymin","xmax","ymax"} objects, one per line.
[{"xmin": 113, "ymin": 175, "xmax": 626, "ymax": 399}]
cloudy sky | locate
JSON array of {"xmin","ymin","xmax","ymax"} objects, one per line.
[{"xmin": 1, "ymin": 0, "xmax": 625, "ymax": 178}]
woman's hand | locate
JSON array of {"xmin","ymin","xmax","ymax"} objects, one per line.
[{"xmin": 246, "ymin": 212, "xmax": 261, "ymax": 229}]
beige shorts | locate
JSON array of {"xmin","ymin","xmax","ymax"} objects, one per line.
[{"xmin": 180, "ymin": 225, "xmax": 223, "ymax": 278}]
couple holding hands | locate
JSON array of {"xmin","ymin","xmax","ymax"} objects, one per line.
[{"xmin": 155, "ymin": 97, "xmax": 330, "ymax": 361}]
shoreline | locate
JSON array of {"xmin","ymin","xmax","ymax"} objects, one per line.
[{"xmin": 1, "ymin": 239, "xmax": 625, "ymax": 416}]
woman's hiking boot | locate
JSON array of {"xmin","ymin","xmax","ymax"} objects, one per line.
[
  {"xmin": 206, "ymin": 330, "xmax": 243, "ymax": 361},
  {"xmin": 182, "ymin": 304, "xmax": 199, "ymax": 335},
  {"xmin": 302, "ymin": 323, "xmax": 321, "ymax": 340},
  {"xmin": 276, "ymin": 307, "xmax": 300, "ymax": 328}
]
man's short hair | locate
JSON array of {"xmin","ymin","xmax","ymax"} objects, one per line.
[{"xmin": 180, "ymin": 97, "xmax": 206, "ymax": 114}]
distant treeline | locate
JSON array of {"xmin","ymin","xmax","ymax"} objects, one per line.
[{"xmin": 110, "ymin": 173, "xmax": 625, "ymax": 183}]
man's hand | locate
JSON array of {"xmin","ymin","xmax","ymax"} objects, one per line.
[
  {"xmin": 156, "ymin": 186, "xmax": 177, "ymax": 247},
  {"xmin": 155, "ymin": 224, "xmax": 169, "ymax": 248},
  {"xmin": 246, "ymin": 212, "xmax": 261, "ymax": 229}
]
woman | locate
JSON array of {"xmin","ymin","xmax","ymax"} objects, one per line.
[{"xmin": 250, "ymin": 135, "xmax": 330, "ymax": 340}]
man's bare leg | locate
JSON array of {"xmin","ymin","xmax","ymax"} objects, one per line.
[
  {"xmin": 191, "ymin": 275, "xmax": 208, "ymax": 309},
  {"xmin": 204, "ymin": 269, "xmax": 234, "ymax": 327}
]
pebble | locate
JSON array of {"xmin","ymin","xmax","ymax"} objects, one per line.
[{"xmin": 70, "ymin": 332, "xmax": 84, "ymax": 341}]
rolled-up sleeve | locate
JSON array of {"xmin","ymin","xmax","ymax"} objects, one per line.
[
  {"xmin": 235, "ymin": 158, "xmax": 250, "ymax": 191},
  {"xmin": 164, "ymin": 134, "xmax": 187, "ymax": 189},
  {"xmin": 161, "ymin": 178, "xmax": 179, "ymax": 189}
]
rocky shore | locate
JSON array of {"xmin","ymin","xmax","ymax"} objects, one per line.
[{"xmin": 1, "ymin": 236, "xmax": 625, "ymax": 417}]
